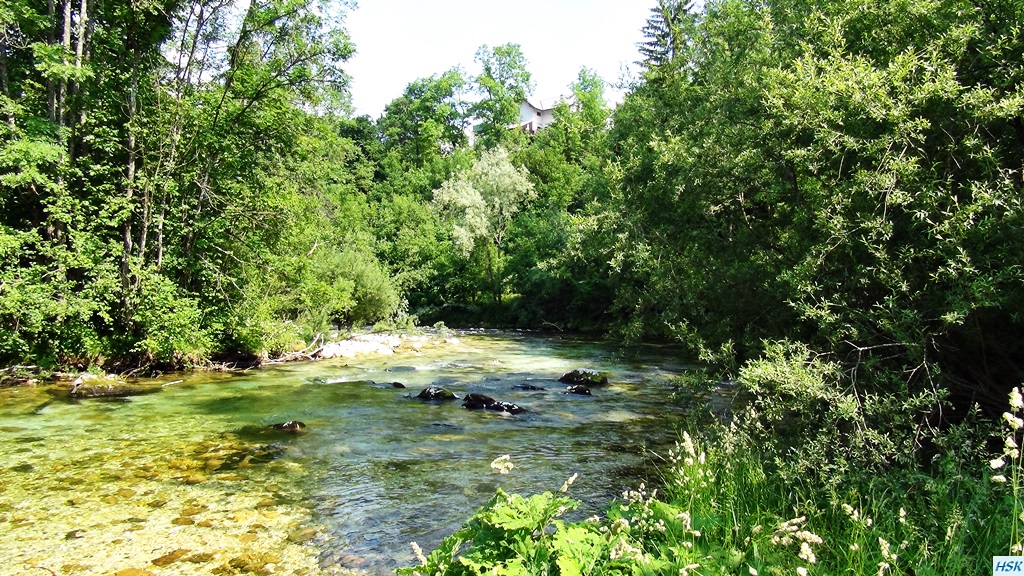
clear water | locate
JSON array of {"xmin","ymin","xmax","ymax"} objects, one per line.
[{"xmin": 0, "ymin": 331, "xmax": 693, "ymax": 575}]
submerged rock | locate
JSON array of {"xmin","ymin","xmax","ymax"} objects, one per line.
[
  {"xmin": 152, "ymin": 549, "xmax": 191, "ymax": 567},
  {"xmin": 415, "ymin": 386, "xmax": 458, "ymax": 401},
  {"xmin": 269, "ymin": 421, "xmax": 306, "ymax": 433},
  {"xmin": 214, "ymin": 443, "xmax": 288, "ymax": 471},
  {"xmin": 564, "ymin": 384, "xmax": 592, "ymax": 396},
  {"xmin": 391, "ymin": 382, "xmax": 407, "ymax": 389},
  {"xmin": 558, "ymin": 368, "xmax": 610, "ymax": 386},
  {"xmin": 513, "ymin": 384, "xmax": 545, "ymax": 391}
]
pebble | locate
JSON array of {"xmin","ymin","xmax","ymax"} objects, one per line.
[
  {"xmin": 151, "ymin": 549, "xmax": 191, "ymax": 566},
  {"xmin": 116, "ymin": 488, "xmax": 136, "ymax": 499},
  {"xmin": 288, "ymin": 528, "xmax": 316, "ymax": 543},
  {"xmin": 238, "ymin": 533, "xmax": 258, "ymax": 543},
  {"xmin": 181, "ymin": 506, "xmax": 205, "ymax": 516},
  {"xmin": 171, "ymin": 517, "xmax": 194, "ymax": 526},
  {"xmin": 184, "ymin": 474, "xmax": 207, "ymax": 485},
  {"xmin": 65, "ymin": 529, "xmax": 85, "ymax": 539},
  {"xmin": 113, "ymin": 569, "xmax": 155, "ymax": 576},
  {"xmin": 185, "ymin": 552, "xmax": 216, "ymax": 563},
  {"xmin": 256, "ymin": 498, "xmax": 276, "ymax": 508}
]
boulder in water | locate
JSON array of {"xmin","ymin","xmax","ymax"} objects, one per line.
[
  {"xmin": 462, "ymin": 393, "xmax": 496, "ymax": 410},
  {"xmin": 69, "ymin": 373, "xmax": 153, "ymax": 399},
  {"xmin": 416, "ymin": 386, "xmax": 458, "ymax": 401},
  {"xmin": 564, "ymin": 384, "xmax": 592, "ymax": 396},
  {"xmin": 269, "ymin": 421, "xmax": 306, "ymax": 433},
  {"xmin": 558, "ymin": 368, "xmax": 609, "ymax": 386},
  {"xmin": 462, "ymin": 393, "xmax": 525, "ymax": 414},
  {"xmin": 513, "ymin": 384, "xmax": 545, "ymax": 391},
  {"xmin": 487, "ymin": 400, "xmax": 525, "ymax": 414}
]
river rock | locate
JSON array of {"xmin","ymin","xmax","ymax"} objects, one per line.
[
  {"xmin": 229, "ymin": 552, "xmax": 282, "ymax": 573},
  {"xmin": 152, "ymin": 549, "xmax": 191, "ymax": 567},
  {"xmin": 269, "ymin": 421, "xmax": 306, "ymax": 433},
  {"xmin": 462, "ymin": 393, "xmax": 525, "ymax": 414},
  {"xmin": 462, "ymin": 393, "xmax": 495, "ymax": 410},
  {"xmin": 513, "ymin": 384, "xmax": 545, "ymax": 391},
  {"xmin": 391, "ymin": 382, "xmax": 406, "ymax": 388},
  {"xmin": 487, "ymin": 400, "xmax": 525, "ymax": 415},
  {"xmin": 559, "ymin": 368, "xmax": 610, "ymax": 386},
  {"xmin": 564, "ymin": 384, "xmax": 592, "ymax": 396},
  {"xmin": 113, "ymin": 569, "xmax": 155, "ymax": 576},
  {"xmin": 415, "ymin": 386, "xmax": 458, "ymax": 401},
  {"xmin": 288, "ymin": 527, "xmax": 317, "ymax": 543},
  {"xmin": 69, "ymin": 374, "xmax": 153, "ymax": 399}
]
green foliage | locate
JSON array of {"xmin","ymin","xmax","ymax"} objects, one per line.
[
  {"xmin": 379, "ymin": 69, "xmax": 469, "ymax": 166},
  {"xmin": 432, "ymin": 147, "xmax": 536, "ymax": 306},
  {"xmin": 470, "ymin": 43, "xmax": 533, "ymax": 150}
]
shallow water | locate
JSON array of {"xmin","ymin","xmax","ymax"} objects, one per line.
[{"xmin": 0, "ymin": 331, "xmax": 693, "ymax": 575}]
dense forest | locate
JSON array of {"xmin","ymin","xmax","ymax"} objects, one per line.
[{"xmin": 3, "ymin": 0, "xmax": 1024, "ymax": 572}]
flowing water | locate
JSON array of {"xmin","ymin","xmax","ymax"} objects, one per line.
[{"xmin": 0, "ymin": 331, "xmax": 695, "ymax": 576}]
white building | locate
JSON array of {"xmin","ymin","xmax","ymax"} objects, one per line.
[{"xmin": 517, "ymin": 96, "xmax": 570, "ymax": 134}]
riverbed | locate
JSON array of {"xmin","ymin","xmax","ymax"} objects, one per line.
[{"xmin": 0, "ymin": 330, "xmax": 693, "ymax": 575}]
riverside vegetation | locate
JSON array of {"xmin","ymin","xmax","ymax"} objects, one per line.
[{"xmin": 2, "ymin": 0, "xmax": 1023, "ymax": 574}]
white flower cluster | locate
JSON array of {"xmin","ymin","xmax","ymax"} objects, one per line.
[
  {"xmin": 490, "ymin": 454, "xmax": 514, "ymax": 474},
  {"xmin": 771, "ymin": 516, "xmax": 821, "ymax": 567}
]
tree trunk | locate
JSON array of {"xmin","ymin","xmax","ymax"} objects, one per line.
[
  {"xmin": 121, "ymin": 40, "xmax": 139, "ymax": 296},
  {"xmin": 0, "ymin": 50, "xmax": 14, "ymax": 129},
  {"xmin": 58, "ymin": 0, "xmax": 71, "ymax": 127},
  {"xmin": 46, "ymin": 0, "xmax": 57, "ymax": 123},
  {"xmin": 67, "ymin": 0, "xmax": 89, "ymax": 161}
]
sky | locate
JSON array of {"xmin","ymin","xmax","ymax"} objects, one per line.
[{"xmin": 343, "ymin": 0, "xmax": 653, "ymax": 118}]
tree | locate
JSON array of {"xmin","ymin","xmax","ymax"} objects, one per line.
[
  {"xmin": 432, "ymin": 148, "xmax": 535, "ymax": 305},
  {"xmin": 637, "ymin": 0, "xmax": 696, "ymax": 73},
  {"xmin": 378, "ymin": 69, "xmax": 468, "ymax": 166},
  {"xmin": 470, "ymin": 43, "xmax": 533, "ymax": 149}
]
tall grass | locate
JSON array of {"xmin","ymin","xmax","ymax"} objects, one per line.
[{"xmin": 402, "ymin": 386, "xmax": 1023, "ymax": 576}]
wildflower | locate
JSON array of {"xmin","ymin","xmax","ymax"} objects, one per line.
[
  {"xmin": 850, "ymin": 543, "xmax": 860, "ymax": 551},
  {"xmin": 585, "ymin": 515, "xmax": 601, "ymax": 523},
  {"xmin": 797, "ymin": 568, "xmax": 808, "ymax": 576},
  {"xmin": 799, "ymin": 541, "xmax": 817, "ymax": 564},
  {"xmin": 1004, "ymin": 412, "xmax": 1024, "ymax": 430},
  {"xmin": 560, "ymin": 472, "xmax": 578, "ymax": 492},
  {"xmin": 842, "ymin": 503, "xmax": 860, "ymax": 521},
  {"xmin": 899, "ymin": 508, "xmax": 906, "ymax": 524},
  {"xmin": 795, "ymin": 530, "xmax": 823, "ymax": 544},
  {"xmin": 679, "ymin": 563, "xmax": 700, "ymax": 576},
  {"xmin": 490, "ymin": 454, "xmax": 514, "ymax": 474},
  {"xmin": 410, "ymin": 542, "xmax": 428, "ymax": 565},
  {"xmin": 991, "ymin": 474, "xmax": 1008, "ymax": 483},
  {"xmin": 1011, "ymin": 387, "xmax": 1024, "ymax": 410},
  {"xmin": 879, "ymin": 537, "xmax": 897, "ymax": 563},
  {"xmin": 991, "ymin": 457, "xmax": 1007, "ymax": 469},
  {"xmin": 748, "ymin": 566, "xmax": 759, "ymax": 575},
  {"xmin": 610, "ymin": 518, "xmax": 630, "ymax": 534},
  {"xmin": 877, "ymin": 562, "xmax": 890, "ymax": 576}
]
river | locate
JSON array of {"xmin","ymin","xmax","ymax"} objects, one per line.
[{"xmin": 0, "ymin": 330, "xmax": 694, "ymax": 576}]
